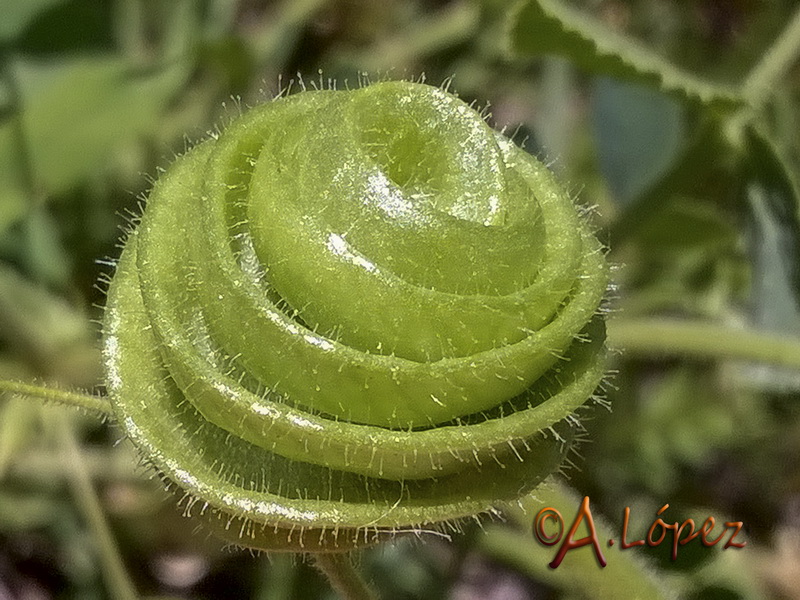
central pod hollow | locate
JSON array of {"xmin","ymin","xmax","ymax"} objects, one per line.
[{"xmin": 103, "ymin": 80, "xmax": 609, "ymax": 551}]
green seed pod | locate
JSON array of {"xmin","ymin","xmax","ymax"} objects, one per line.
[{"xmin": 102, "ymin": 80, "xmax": 609, "ymax": 553}]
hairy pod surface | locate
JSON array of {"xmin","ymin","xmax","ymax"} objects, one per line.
[{"xmin": 102, "ymin": 81, "xmax": 609, "ymax": 551}]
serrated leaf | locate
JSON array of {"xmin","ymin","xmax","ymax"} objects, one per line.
[
  {"xmin": 507, "ymin": 0, "xmax": 743, "ymax": 112},
  {"xmin": 13, "ymin": 56, "xmax": 188, "ymax": 196}
]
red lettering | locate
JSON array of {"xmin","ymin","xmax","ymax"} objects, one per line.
[
  {"xmin": 647, "ymin": 505, "xmax": 675, "ymax": 547},
  {"xmin": 620, "ymin": 506, "xmax": 645, "ymax": 549},
  {"xmin": 700, "ymin": 517, "xmax": 725, "ymax": 547},
  {"xmin": 724, "ymin": 522, "xmax": 746, "ymax": 549},
  {"xmin": 671, "ymin": 519, "xmax": 696, "ymax": 560},
  {"xmin": 549, "ymin": 496, "xmax": 607, "ymax": 568}
]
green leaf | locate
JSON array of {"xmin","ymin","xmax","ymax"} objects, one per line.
[
  {"xmin": 507, "ymin": 0, "xmax": 743, "ymax": 112},
  {"xmin": 740, "ymin": 127, "xmax": 800, "ymax": 391},
  {"xmin": 634, "ymin": 197, "xmax": 738, "ymax": 253},
  {"xmin": 0, "ymin": 265, "xmax": 100, "ymax": 385},
  {"xmin": 745, "ymin": 126, "xmax": 800, "ymax": 306},
  {"xmin": 607, "ymin": 121, "xmax": 737, "ymax": 246},
  {"xmin": 21, "ymin": 203, "xmax": 72, "ymax": 288},
  {"xmin": 745, "ymin": 127, "xmax": 800, "ymax": 233},
  {"xmin": 591, "ymin": 77, "xmax": 685, "ymax": 206},
  {"xmin": 630, "ymin": 367, "xmax": 745, "ymax": 495},
  {"xmin": 13, "ymin": 56, "xmax": 188, "ymax": 196},
  {"xmin": 604, "ymin": 119, "xmax": 749, "ymax": 318},
  {"xmin": 0, "ymin": 0, "xmax": 68, "ymax": 42}
]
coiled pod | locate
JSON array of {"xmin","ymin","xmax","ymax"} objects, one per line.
[{"xmin": 103, "ymin": 80, "xmax": 608, "ymax": 552}]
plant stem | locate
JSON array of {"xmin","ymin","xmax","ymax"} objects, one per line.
[
  {"xmin": 310, "ymin": 552, "xmax": 378, "ymax": 600},
  {"xmin": 11, "ymin": 446, "xmax": 142, "ymax": 483},
  {"xmin": 608, "ymin": 318, "xmax": 800, "ymax": 369},
  {"xmin": 0, "ymin": 379, "xmax": 112, "ymax": 416},
  {"xmin": 742, "ymin": 4, "xmax": 800, "ymax": 108},
  {"xmin": 55, "ymin": 417, "xmax": 139, "ymax": 600}
]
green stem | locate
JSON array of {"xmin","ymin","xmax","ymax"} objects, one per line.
[
  {"xmin": 0, "ymin": 379, "xmax": 112, "ymax": 416},
  {"xmin": 55, "ymin": 417, "xmax": 139, "ymax": 600},
  {"xmin": 742, "ymin": 4, "xmax": 800, "ymax": 108},
  {"xmin": 11, "ymin": 446, "xmax": 142, "ymax": 483},
  {"xmin": 310, "ymin": 552, "xmax": 378, "ymax": 600},
  {"xmin": 608, "ymin": 318, "xmax": 800, "ymax": 369}
]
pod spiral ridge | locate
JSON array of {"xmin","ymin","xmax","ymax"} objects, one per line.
[{"xmin": 103, "ymin": 81, "xmax": 609, "ymax": 552}]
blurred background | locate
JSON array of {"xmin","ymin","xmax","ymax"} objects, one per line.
[{"xmin": 1, "ymin": 0, "xmax": 800, "ymax": 598}]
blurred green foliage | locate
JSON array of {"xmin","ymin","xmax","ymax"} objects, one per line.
[{"xmin": 1, "ymin": 0, "xmax": 800, "ymax": 598}]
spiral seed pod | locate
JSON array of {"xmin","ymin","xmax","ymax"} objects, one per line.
[{"xmin": 103, "ymin": 80, "xmax": 609, "ymax": 552}]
